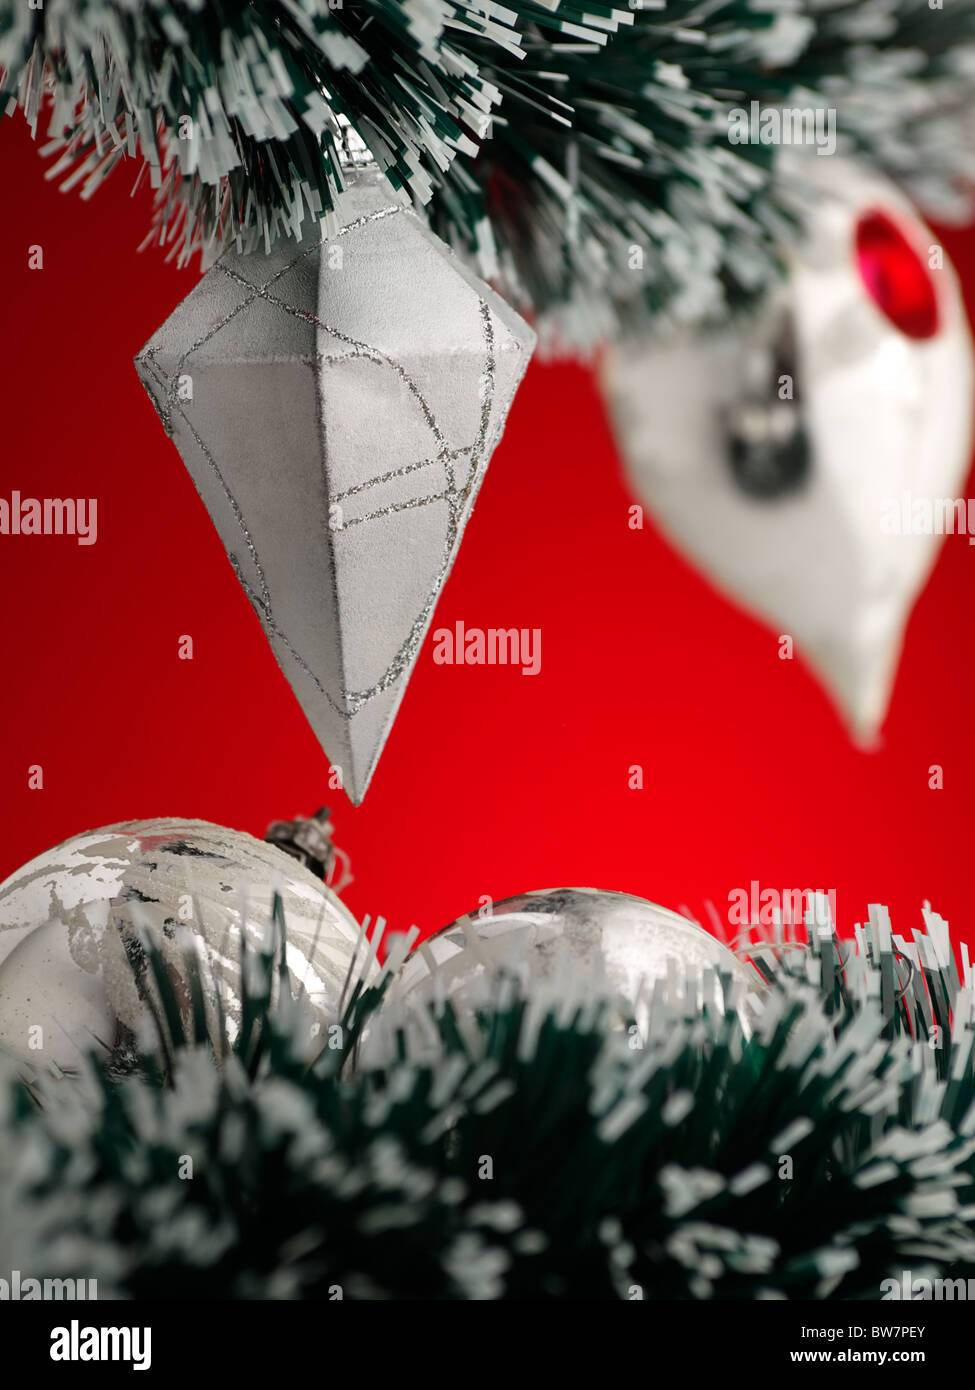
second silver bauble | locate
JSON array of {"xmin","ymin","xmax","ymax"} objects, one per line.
[{"xmin": 373, "ymin": 888, "xmax": 765, "ymax": 1057}]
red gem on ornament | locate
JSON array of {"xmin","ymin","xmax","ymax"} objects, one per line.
[{"xmin": 854, "ymin": 210, "xmax": 940, "ymax": 340}]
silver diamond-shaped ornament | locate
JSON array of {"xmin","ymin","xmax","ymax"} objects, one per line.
[{"xmin": 136, "ymin": 171, "xmax": 535, "ymax": 802}]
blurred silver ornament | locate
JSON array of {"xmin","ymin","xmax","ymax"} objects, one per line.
[
  {"xmin": 136, "ymin": 169, "xmax": 535, "ymax": 803},
  {"xmin": 0, "ymin": 819, "xmax": 369, "ymax": 1070},
  {"xmin": 372, "ymin": 888, "xmax": 765, "ymax": 1059},
  {"xmin": 600, "ymin": 156, "xmax": 974, "ymax": 742}
]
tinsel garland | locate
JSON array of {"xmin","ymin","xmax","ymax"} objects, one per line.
[
  {"xmin": 2, "ymin": 897, "xmax": 974, "ymax": 1299},
  {"xmin": 2, "ymin": 0, "xmax": 975, "ymax": 345}
]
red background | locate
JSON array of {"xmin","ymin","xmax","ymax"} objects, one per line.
[{"xmin": 2, "ymin": 115, "xmax": 974, "ymax": 950}]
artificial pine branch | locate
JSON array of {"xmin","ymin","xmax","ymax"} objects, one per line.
[
  {"xmin": 3, "ymin": 1, "xmax": 975, "ymax": 344},
  {"xmin": 1, "ymin": 896, "xmax": 974, "ymax": 1298}
]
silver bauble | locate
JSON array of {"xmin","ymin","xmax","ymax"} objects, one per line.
[
  {"xmin": 0, "ymin": 819, "xmax": 367, "ymax": 1069},
  {"xmin": 376, "ymin": 888, "xmax": 765, "ymax": 1054}
]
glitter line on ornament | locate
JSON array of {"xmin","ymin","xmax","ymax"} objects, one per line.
[{"xmin": 332, "ymin": 448, "xmax": 471, "ymax": 504}]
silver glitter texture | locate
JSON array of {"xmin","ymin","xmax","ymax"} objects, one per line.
[{"xmin": 136, "ymin": 172, "xmax": 535, "ymax": 801}]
